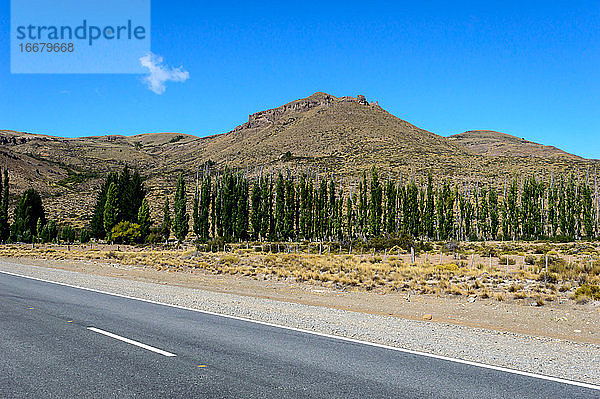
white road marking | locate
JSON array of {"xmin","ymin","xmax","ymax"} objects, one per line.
[
  {"xmin": 1, "ymin": 269, "xmax": 599, "ymax": 391},
  {"xmin": 87, "ymin": 327, "xmax": 176, "ymax": 357}
]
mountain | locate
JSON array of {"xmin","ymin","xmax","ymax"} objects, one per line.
[
  {"xmin": 0, "ymin": 93, "xmax": 596, "ymax": 225},
  {"xmin": 447, "ymin": 130, "xmax": 583, "ymax": 161}
]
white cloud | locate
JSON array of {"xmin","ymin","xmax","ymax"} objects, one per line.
[{"xmin": 140, "ymin": 52, "xmax": 189, "ymax": 94}]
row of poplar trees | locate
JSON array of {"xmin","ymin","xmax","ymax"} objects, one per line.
[{"xmin": 188, "ymin": 166, "xmax": 600, "ymax": 243}]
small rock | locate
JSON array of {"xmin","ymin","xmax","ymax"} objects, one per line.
[{"xmin": 422, "ymin": 314, "xmax": 433, "ymax": 321}]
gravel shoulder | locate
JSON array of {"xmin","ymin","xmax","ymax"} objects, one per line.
[{"xmin": 1, "ymin": 257, "xmax": 599, "ymax": 385}]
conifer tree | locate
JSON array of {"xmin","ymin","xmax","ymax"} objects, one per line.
[
  {"xmin": 90, "ymin": 172, "xmax": 118, "ymax": 239},
  {"xmin": 173, "ymin": 173, "xmax": 189, "ymax": 243},
  {"xmin": 103, "ymin": 182, "xmax": 119, "ymax": 240}
]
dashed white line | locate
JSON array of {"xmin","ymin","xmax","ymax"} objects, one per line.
[{"xmin": 87, "ymin": 327, "xmax": 177, "ymax": 357}]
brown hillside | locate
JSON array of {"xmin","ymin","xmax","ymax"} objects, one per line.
[{"xmin": 448, "ymin": 130, "xmax": 582, "ymax": 161}]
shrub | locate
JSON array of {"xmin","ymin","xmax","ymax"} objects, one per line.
[
  {"xmin": 538, "ymin": 272, "xmax": 558, "ymax": 284},
  {"xmin": 574, "ymin": 284, "xmax": 600, "ymax": 300},
  {"xmin": 110, "ymin": 221, "xmax": 141, "ymax": 244},
  {"xmin": 79, "ymin": 229, "xmax": 91, "ymax": 243},
  {"xmin": 498, "ymin": 256, "xmax": 516, "ymax": 265},
  {"xmin": 524, "ymin": 255, "xmax": 536, "ymax": 265},
  {"xmin": 60, "ymin": 225, "xmax": 76, "ymax": 243}
]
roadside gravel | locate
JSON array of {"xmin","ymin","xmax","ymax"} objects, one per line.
[{"xmin": 1, "ymin": 259, "xmax": 599, "ymax": 385}]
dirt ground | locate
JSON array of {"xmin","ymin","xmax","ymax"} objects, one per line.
[{"xmin": 3, "ymin": 255, "xmax": 599, "ymax": 345}]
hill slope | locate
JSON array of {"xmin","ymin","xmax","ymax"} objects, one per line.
[
  {"xmin": 448, "ymin": 130, "xmax": 582, "ymax": 160},
  {"xmin": 0, "ymin": 93, "xmax": 596, "ymax": 225}
]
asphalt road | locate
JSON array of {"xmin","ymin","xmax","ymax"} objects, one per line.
[{"xmin": 0, "ymin": 271, "xmax": 598, "ymax": 399}]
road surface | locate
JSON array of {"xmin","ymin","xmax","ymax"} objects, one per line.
[{"xmin": 0, "ymin": 271, "xmax": 597, "ymax": 398}]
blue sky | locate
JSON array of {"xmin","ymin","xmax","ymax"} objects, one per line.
[{"xmin": 1, "ymin": 1, "xmax": 599, "ymax": 158}]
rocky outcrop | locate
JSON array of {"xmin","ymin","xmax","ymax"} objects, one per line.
[{"xmin": 233, "ymin": 93, "xmax": 375, "ymax": 132}]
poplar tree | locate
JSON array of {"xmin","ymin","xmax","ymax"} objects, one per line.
[
  {"xmin": 501, "ymin": 192, "xmax": 510, "ymax": 240},
  {"xmin": 260, "ymin": 177, "xmax": 270, "ymax": 240},
  {"xmin": 328, "ymin": 179, "xmax": 336, "ymax": 239},
  {"xmin": 137, "ymin": 198, "xmax": 151, "ymax": 242},
  {"xmin": 200, "ymin": 174, "xmax": 211, "ymax": 241},
  {"xmin": 275, "ymin": 172, "xmax": 285, "ymax": 239},
  {"xmin": 251, "ymin": 179, "xmax": 262, "ymax": 240},
  {"xmin": 0, "ymin": 168, "xmax": 8, "ymax": 242},
  {"xmin": 284, "ymin": 173, "xmax": 295, "ymax": 239},
  {"xmin": 173, "ymin": 173, "xmax": 189, "ymax": 242},
  {"xmin": 479, "ymin": 185, "xmax": 488, "ymax": 240},
  {"xmin": 424, "ymin": 174, "xmax": 435, "ymax": 239},
  {"xmin": 369, "ymin": 167, "xmax": 383, "ymax": 237},
  {"xmin": 443, "ymin": 181, "xmax": 454, "ymax": 240},
  {"xmin": 162, "ymin": 196, "xmax": 171, "ymax": 242},
  {"xmin": 461, "ymin": 188, "xmax": 474, "ymax": 241},
  {"xmin": 385, "ymin": 178, "xmax": 396, "ymax": 234},
  {"xmin": 581, "ymin": 181, "xmax": 594, "ymax": 238},
  {"xmin": 346, "ymin": 192, "xmax": 355, "ymax": 239},
  {"xmin": 436, "ymin": 184, "xmax": 445, "ymax": 240},
  {"xmin": 193, "ymin": 191, "xmax": 200, "ymax": 239},
  {"xmin": 358, "ymin": 173, "xmax": 368, "ymax": 238},
  {"xmin": 406, "ymin": 180, "xmax": 419, "ymax": 237},
  {"xmin": 489, "ymin": 185, "xmax": 499, "ymax": 240},
  {"xmin": 507, "ymin": 178, "xmax": 520, "ymax": 240}
]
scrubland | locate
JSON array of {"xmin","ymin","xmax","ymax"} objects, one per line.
[{"xmin": 2, "ymin": 240, "xmax": 599, "ymax": 306}]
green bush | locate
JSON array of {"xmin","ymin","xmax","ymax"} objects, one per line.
[
  {"xmin": 79, "ymin": 229, "xmax": 91, "ymax": 244},
  {"xmin": 498, "ymin": 256, "xmax": 516, "ymax": 265},
  {"xmin": 537, "ymin": 271, "xmax": 558, "ymax": 284},
  {"xmin": 574, "ymin": 284, "xmax": 600, "ymax": 300},
  {"xmin": 39, "ymin": 220, "xmax": 58, "ymax": 243},
  {"xmin": 60, "ymin": 225, "xmax": 76, "ymax": 243},
  {"xmin": 110, "ymin": 221, "xmax": 141, "ymax": 244}
]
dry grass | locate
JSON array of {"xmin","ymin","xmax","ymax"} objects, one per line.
[{"xmin": 4, "ymin": 240, "xmax": 597, "ymax": 306}]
